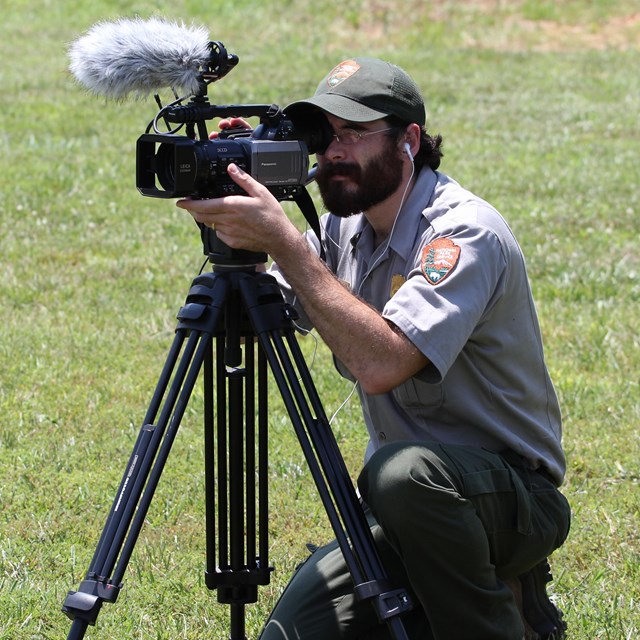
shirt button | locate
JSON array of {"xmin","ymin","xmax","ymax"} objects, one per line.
[{"xmin": 379, "ymin": 432, "xmax": 386, "ymax": 440}]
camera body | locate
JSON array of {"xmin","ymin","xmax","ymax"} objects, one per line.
[
  {"xmin": 135, "ymin": 94, "xmax": 332, "ymax": 201},
  {"xmin": 137, "ymin": 120, "xmax": 311, "ymax": 200}
]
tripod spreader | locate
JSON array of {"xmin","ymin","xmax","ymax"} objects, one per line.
[{"xmin": 62, "ymin": 266, "xmax": 413, "ymax": 639}]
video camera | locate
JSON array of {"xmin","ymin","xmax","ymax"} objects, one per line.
[{"xmin": 135, "ymin": 42, "xmax": 330, "ymax": 201}]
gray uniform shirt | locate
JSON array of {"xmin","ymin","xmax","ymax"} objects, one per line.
[{"xmin": 270, "ymin": 167, "xmax": 565, "ymax": 485}]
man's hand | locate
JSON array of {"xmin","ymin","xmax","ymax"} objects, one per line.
[
  {"xmin": 209, "ymin": 116, "xmax": 252, "ymax": 139},
  {"xmin": 175, "ymin": 163, "xmax": 297, "ymax": 257}
]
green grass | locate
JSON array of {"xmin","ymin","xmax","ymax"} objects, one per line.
[{"xmin": 1, "ymin": 1, "xmax": 639, "ymax": 638}]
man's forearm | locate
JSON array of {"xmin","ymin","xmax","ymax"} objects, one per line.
[{"xmin": 270, "ymin": 231, "xmax": 428, "ymax": 394}]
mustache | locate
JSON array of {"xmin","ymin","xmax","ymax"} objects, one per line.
[{"xmin": 317, "ymin": 162, "xmax": 361, "ymax": 180}]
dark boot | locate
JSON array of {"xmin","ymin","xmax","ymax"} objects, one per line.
[{"xmin": 505, "ymin": 559, "xmax": 567, "ymax": 640}]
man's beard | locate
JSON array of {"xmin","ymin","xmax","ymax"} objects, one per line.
[{"xmin": 316, "ymin": 147, "xmax": 404, "ymax": 218}]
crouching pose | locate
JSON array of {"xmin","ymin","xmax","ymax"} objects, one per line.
[{"xmin": 178, "ymin": 57, "xmax": 571, "ymax": 639}]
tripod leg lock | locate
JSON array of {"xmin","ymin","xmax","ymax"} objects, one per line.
[
  {"xmin": 354, "ymin": 580, "xmax": 413, "ymax": 622},
  {"xmin": 62, "ymin": 578, "xmax": 122, "ymax": 625}
]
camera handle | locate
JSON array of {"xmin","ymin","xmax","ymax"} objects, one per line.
[{"xmin": 61, "ymin": 263, "xmax": 413, "ymax": 639}]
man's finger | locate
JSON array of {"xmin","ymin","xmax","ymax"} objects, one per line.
[{"xmin": 226, "ymin": 163, "xmax": 264, "ymax": 196}]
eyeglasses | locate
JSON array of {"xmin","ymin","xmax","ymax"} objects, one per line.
[{"xmin": 330, "ymin": 126, "xmax": 395, "ymax": 146}]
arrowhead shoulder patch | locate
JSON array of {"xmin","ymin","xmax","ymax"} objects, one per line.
[{"xmin": 421, "ymin": 237, "xmax": 461, "ymax": 285}]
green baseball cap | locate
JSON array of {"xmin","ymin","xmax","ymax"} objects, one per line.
[{"xmin": 286, "ymin": 57, "xmax": 425, "ymax": 126}]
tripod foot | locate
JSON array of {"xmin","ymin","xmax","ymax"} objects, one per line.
[{"xmin": 62, "ymin": 578, "xmax": 121, "ymax": 625}]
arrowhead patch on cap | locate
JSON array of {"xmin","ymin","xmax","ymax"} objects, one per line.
[
  {"xmin": 326, "ymin": 60, "xmax": 361, "ymax": 88},
  {"xmin": 421, "ymin": 238, "xmax": 461, "ymax": 285}
]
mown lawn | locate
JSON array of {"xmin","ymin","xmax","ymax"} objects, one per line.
[{"xmin": 1, "ymin": 1, "xmax": 638, "ymax": 638}]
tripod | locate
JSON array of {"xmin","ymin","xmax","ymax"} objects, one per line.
[{"xmin": 62, "ymin": 234, "xmax": 413, "ymax": 640}]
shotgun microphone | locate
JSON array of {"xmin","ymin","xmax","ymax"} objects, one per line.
[{"xmin": 68, "ymin": 17, "xmax": 236, "ymax": 99}]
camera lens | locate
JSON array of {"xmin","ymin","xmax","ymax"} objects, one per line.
[{"xmin": 156, "ymin": 143, "xmax": 177, "ymax": 191}]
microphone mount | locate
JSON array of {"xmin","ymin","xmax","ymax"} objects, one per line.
[{"xmin": 200, "ymin": 41, "xmax": 239, "ymax": 84}]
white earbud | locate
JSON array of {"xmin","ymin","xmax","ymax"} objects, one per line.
[{"xmin": 404, "ymin": 142, "xmax": 413, "ymax": 159}]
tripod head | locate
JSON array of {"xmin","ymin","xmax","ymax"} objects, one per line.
[{"xmin": 200, "ymin": 224, "xmax": 268, "ymax": 270}]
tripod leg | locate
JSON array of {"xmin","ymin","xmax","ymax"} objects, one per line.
[
  {"xmin": 62, "ymin": 272, "xmax": 229, "ymax": 639},
  {"xmin": 237, "ymin": 272, "xmax": 413, "ymax": 639}
]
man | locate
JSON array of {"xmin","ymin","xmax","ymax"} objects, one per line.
[{"xmin": 177, "ymin": 57, "xmax": 571, "ymax": 640}]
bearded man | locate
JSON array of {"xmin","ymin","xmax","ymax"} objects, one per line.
[{"xmin": 178, "ymin": 57, "xmax": 570, "ymax": 640}]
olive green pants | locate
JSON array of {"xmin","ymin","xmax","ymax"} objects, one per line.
[{"xmin": 259, "ymin": 442, "xmax": 571, "ymax": 640}]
